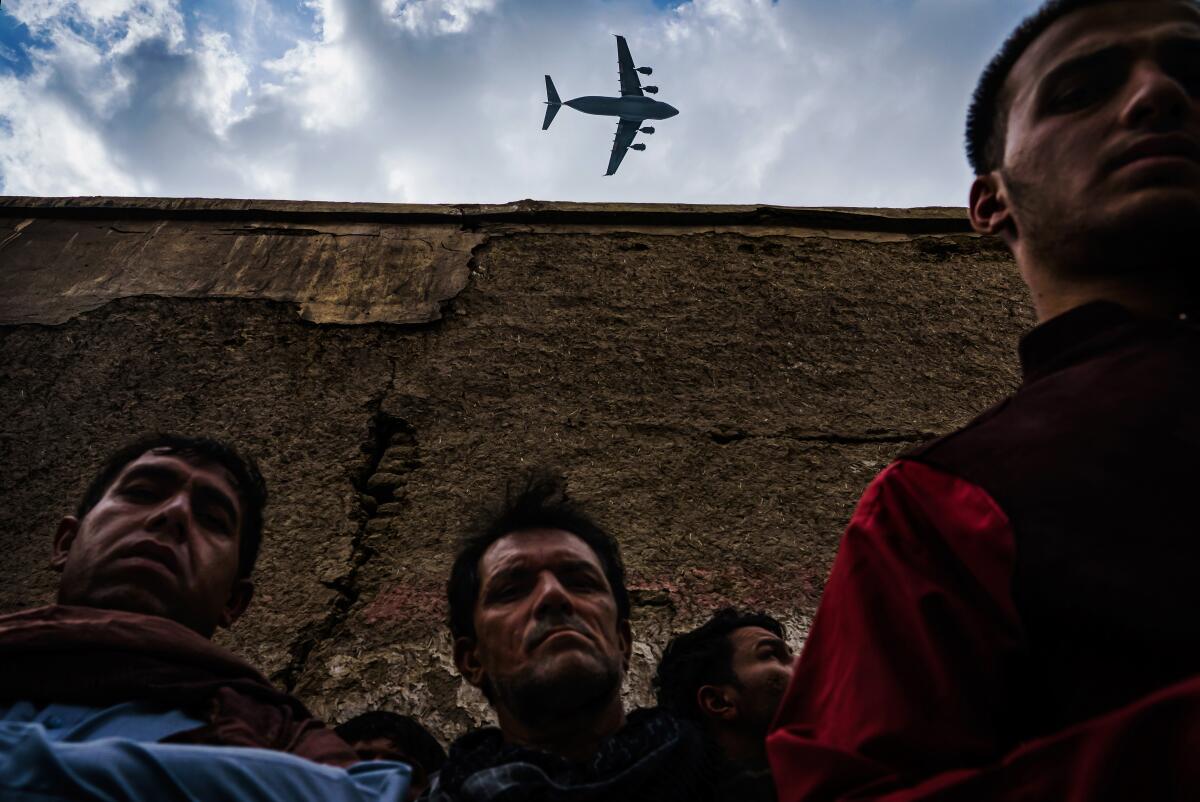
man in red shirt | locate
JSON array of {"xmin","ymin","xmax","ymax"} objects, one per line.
[{"xmin": 767, "ymin": 1, "xmax": 1200, "ymax": 800}]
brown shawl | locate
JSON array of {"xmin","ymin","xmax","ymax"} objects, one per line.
[{"xmin": 0, "ymin": 605, "xmax": 357, "ymax": 767}]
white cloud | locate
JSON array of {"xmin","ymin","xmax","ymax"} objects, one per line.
[
  {"xmin": 261, "ymin": 33, "xmax": 370, "ymax": 133},
  {"xmin": 192, "ymin": 30, "xmax": 252, "ymax": 136},
  {"xmin": 7, "ymin": 0, "xmax": 184, "ymax": 45},
  {"xmin": 0, "ymin": 0, "xmax": 1046, "ymax": 203},
  {"xmin": 383, "ymin": 0, "xmax": 499, "ymax": 35},
  {"xmin": 0, "ymin": 74, "xmax": 144, "ymax": 195}
]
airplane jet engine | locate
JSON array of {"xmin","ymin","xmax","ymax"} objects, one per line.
[
  {"xmin": 630, "ymin": 143, "xmax": 647, "ymax": 151},
  {"xmin": 639, "ymin": 127, "xmax": 655, "ymax": 134},
  {"xmin": 643, "ymin": 86, "xmax": 659, "ymax": 94},
  {"xmin": 636, "ymin": 67, "xmax": 653, "ymax": 75}
]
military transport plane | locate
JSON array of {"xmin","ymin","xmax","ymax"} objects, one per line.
[{"xmin": 542, "ymin": 35, "xmax": 678, "ymax": 176}]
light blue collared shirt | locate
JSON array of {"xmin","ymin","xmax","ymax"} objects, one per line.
[
  {"xmin": 0, "ymin": 700, "xmax": 204, "ymax": 742},
  {"xmin": 0, "ymin": 702, "xmax": 410, "ymax": 802}
]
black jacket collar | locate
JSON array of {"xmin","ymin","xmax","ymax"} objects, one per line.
[{"xmin": 1018, "ymin": 301, "xmax": 1197, "ymax": 383}]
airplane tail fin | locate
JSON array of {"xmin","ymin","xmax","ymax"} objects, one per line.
[{"xmin": 542, "ymin": 75, "xmax": 561, "ymax": 130}]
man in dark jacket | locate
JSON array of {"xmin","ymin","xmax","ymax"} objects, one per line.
[
  {"xmin": 768, "ymin": 1, "xmax": 1200, "ymax": 800},
  {"xmin": 0, "ymin": 433, "xmax": 358, "ymax": 766},
  {"xmin": 654, "ymin": 608, "xmax": 793, "ymax": 802},
  {"xmin": 426, "ymin": 471, "xmax": 715, "ymax": 802}
]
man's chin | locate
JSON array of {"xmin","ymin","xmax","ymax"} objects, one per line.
[
  {"xmin": 1105, "ymin": 185, "xmax": 1200, "ymax": 235},
  {"xmin": 1069, "ymin": 190, "xmax": 1200, "ymax": 275},
  {"xmin": 64, "ymin": 586, "xmax": 186, "ymax": 628},
  {"xmin": 499, "ymin": 655, "xmax": 623, "ymax": 724},
  {"xmin": 520, "ymin": 649, "xmax": 607, "ymax": 697}
]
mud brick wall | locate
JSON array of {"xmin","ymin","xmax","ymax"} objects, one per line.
[{"xmin": 0, "ymin": 197, "xmax": 1032, "ymax": 740}]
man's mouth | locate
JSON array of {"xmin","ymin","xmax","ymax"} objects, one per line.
[
  {"xmin": 114, "ymin": 540, "xmax": 181, "ymax": 577},
  {"xmin": 528, "ymin": 625, "xmax": 591, "ymax": 651},
  {"xmin": 1109, "ymin": 135, "xmax": 1200, "ymax": 173}
]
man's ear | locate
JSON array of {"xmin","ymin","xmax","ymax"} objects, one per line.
[
  {"xmin": 218, "ymin": 579, "xmax": 255, "ymax": 629},
  {"xmin": 969, "ymin": 173, "xmax": 1014, "ymax": 237},
  {"xmin": 51, "ymin": 517, "xmax": 80, "ymax": 571},
  {"xmin": 454, "ymin": 636, "xmax": 487, "ymax": 688},
  {"xmin": 697, "ymin": 684, "xmax": 738, "ymax": 722}
]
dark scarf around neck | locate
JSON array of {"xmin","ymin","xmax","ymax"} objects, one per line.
[
  {"xmin": 428, "ymin": 707, "xmax": 717, "ymax": 802},
  {"xmin": 0, "ymin": 604, "xmax": 356, "ymax": 766}
]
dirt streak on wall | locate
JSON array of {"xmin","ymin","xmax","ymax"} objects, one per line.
[{"xmin": 0, "ymin": 196, "xmax": 1029, "ymax": 740}]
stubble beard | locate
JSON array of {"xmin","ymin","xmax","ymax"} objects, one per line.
[
  {"xmin": 493, "ymin": 650, "xmax": 624, "ymax": 733},
  {"xmin": 57, "ymin": 556, "xmax": 214, "ymax": 636},
  {"xmin": 1004, "ymin": 168, "xmax": 1200, "ymax": 294}
]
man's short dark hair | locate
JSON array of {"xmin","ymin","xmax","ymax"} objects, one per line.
[
  {"xmin": 75, "ymin": 433, "xmax": 268, "ymax": 580},
  {"xmin": 335, "ymin": 711, "xmax": 447, "ymax": 773},
  {"xmin": 966, "ymin": 0, "xmax": 1200, "ymax": 174},
  {"xmin": 653, "ymin": 607, "xmax": 786, "ymax": 722},
  {"xmin": 446, "ymin": 469, "xmax": 630, "ymax": 641}
]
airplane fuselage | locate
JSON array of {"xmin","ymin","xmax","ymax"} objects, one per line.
[
  {"xmin": 541, "ymin": 35, "xmax": 677, "ymax": 175},
  {"xmin": 564, "ymin": 95, "xmax": 679, "ymax": 121}
]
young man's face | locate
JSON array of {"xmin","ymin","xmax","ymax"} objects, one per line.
[
  {"xmin": 725, "ymin": 625, "xmax": 794, "ymax": 733},
  {"xmin": 53, "ymin": 448, "xmax": 253, "ymax": 637},
  {"xmin": 455, "ymin": 528, "xmax": 632, "ymax": 725},
  {"xmin": 990, "ymin": 1, "xmax": 1200, "ymax": 261}
]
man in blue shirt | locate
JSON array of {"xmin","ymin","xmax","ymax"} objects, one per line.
[{"xmin": 0, "ymin": 433, "xmax": 410, "ymax": 800}]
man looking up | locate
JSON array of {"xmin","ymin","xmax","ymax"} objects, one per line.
[
  {"xmin": 427, "ymin": 471, "xmax": 715, "ymax": 802},
  {"xmin": 654, "ymin": 608, "xmax": 793, "ymax": 801},
  {"xmin": 0, "ymin": 434, "xmax": 357, "ymax": 765},
  {"xmin": 768, "ymin": 1, "xmax": 1200, "ymax": 800}
]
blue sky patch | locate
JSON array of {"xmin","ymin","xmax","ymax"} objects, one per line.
[{"xmin": 0, "ymin": 9, "xmax": 36, "ymax": 78}]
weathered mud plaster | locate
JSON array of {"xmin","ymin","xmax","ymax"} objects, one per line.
[
  {"xmin": 0, "ymin": 196, "xmax": 1029, "ymax": 743},
  {"xmin": 0, "ymin": 216, "xmax": 485, "ymax": 326},
  {"xmin": 0, "ymin": 196, "xmax": 975, "ymax": 328}
]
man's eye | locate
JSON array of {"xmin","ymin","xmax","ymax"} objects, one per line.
[
  {"xmin": 1052, "ymin": 82, "xmax": 1100, "ymax": 110},
  {"xmin": 488, "ymin": 584, "xmax": 522, "ymax": 602},
  {"xmin": 122, "ymin": 485, "xmax": 158, "ymax": 501},
  {"xmin": 1173, "ymin": 63, "xmax": 1200, "ymax": 94},
  {"xmin": 1162, "ymin": 45, "xmax": 1200, "ymax": 94},
  {"xmin": 201, "ymin": 513, "xmax": 233, "ymax": 534}
]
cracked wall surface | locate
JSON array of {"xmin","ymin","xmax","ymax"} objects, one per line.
[{"xmin": 0, "ymin": 196, "xmax": 1032, "ymax": 741}]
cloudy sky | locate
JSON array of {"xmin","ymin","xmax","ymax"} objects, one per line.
[{"xmin": 0, "ymin": 0, "xmax": 1042, "ymax": 205}]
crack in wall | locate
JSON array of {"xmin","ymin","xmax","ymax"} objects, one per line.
[
  {"xmin": 422, "ymin": 235, "xmax": 493, "ymax": 324},
  {"xmin": 617, "ymin": 420, "xmax": 936, "ymax": 445},
  {"xmin": 708, "ymin": 427, "xmax": 936, "ymax": 446},
  {"xmin": 274, "ymin": 361, "xmax": 430, "ymax": 692},
  {"xmin": 214, "ymin": 227, "xmax": 382, "ymax": 238},
  {"xmin": 464, "ymin": 235, "xmax": 493, "ymax": 277}
]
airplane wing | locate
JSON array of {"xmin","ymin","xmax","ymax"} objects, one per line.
[
  {"xmin": 605, "ymin": 118, "xmax": 641, "ymax": 176},
  {"xmin": 615, "ymin": 35, "xmax": 643, "ymax": 97}
]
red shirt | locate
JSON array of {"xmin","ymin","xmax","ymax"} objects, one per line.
[{"xmin": 768, "ymin": 303, "xmax": 1200, "ymax": 800}]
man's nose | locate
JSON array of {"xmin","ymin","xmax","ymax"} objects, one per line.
[
  {"xmin": 1120, "ymin": 61, "xmax": 1192, "ymax": 130},
  {"xmin": 532, "ymin": 572, "xmax": 574, "ymax": 617},
  {"xmin": 146, "ymin": 493, "xmax": 191, "ymax": 539}
]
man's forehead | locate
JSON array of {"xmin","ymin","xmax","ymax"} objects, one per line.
[
  {"xmin": 479, "ymin": 528, "xmax": 603, "ymax": 576},
  {"xmin": 730, "ymin": 626, "xmax": 781, "ymax": 650},
  {"xmin": 1009, "ymin": 1, "xmax": 1200, "ymax": 99},
  {"xmin": 114, "ymin": 449, "xmax": 239, "ymax": 495}
]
